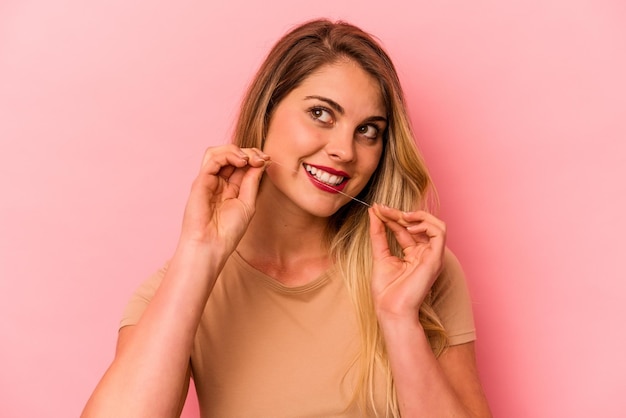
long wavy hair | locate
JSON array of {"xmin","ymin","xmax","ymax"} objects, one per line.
[{"xmin": 233, "ymin": 19, "xmax": 448, "ymax": 417}]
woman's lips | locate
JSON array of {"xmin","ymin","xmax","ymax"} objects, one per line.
[{"xmin": 304, "ymin": 163, "xmax": 350, "ymax": 193}]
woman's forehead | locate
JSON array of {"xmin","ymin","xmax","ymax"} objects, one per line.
[{"xmin": 292, "ymin": 60, "xmax": 387, "ymax": 117}]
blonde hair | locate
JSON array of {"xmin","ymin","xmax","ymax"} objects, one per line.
[{"xmin": 233, "ymin": 19, "xmax": 448, "ymax": 417}]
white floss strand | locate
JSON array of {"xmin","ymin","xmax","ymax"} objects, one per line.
[{"xmin": 269, "ymin": 160, "xmax": 371, "ymax": 208}]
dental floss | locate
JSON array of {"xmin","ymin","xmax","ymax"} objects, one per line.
[{"xmin": 269, "ymin": 159, "xmax": 372, "ymax": 208}]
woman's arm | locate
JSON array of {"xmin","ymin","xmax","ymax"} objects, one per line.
[
  {"xmin": 369, "ymin": 204, "xmax": 491, "ymax": 417},
  {"xmin": 378, "ymin": 318, "xmax": 491, "ymax": 417},
  {"xmin": 81, "ymin": 146, "xmax": 269, "ymax": 418},
  {"xmin": 88, "ymin": 326, "xmax": 192, "ymax": 418},
  {"xmin": 439, "ymin": 342, "xmax": 492, "ymax": 417},
  {"xmin": 81, "ymin": 243, "xmax": 226, "ymax": 418},
  {"xmin": 113, "ymin": 327, "xmax": 193, "ymax": 417}
]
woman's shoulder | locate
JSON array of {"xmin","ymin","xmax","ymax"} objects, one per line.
[
  {"xmin": 441, "ymin": 247, "xmax": 464, "ymax": 281},
  {"xmin": 432, "ymin": 248, "xmax": 473, "ymax": 315},
  {"xmin": 431, "ymin": 247, "xmax": 477, "ymax": 343}
]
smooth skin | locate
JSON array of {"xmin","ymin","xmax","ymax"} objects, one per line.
[
  {"xmin": 81, "ymin": 145, "xmax": 270, "ymax": 417},
  {"xmin": 82, "ymin": 60, "xmax": 491, "ymax": 417},
  {"xmin": 370, "ymin": 205, "xmax": 492, "ymax": 417}
]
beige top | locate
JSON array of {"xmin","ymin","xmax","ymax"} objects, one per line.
[{"xmin": 120, "ymin": 250, "xmax": 476, "ymax": 417}]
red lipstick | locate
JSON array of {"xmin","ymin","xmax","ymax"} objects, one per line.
[{"xmin": 303, "ymin": 163, "xmax": 350, "ymax": 194}]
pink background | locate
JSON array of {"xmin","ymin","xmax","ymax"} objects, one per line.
[{"xmin": 1, "ymin": 1, "xmax": 625, "ymax": 417}]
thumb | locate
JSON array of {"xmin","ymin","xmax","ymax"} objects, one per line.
[
  {"xmin": 237, "ymin": 162, "xmax": 268, "ymax": 209},
  {"xmin": 368, "ymin": 205, "xmax": 391, "ymax": 260}
]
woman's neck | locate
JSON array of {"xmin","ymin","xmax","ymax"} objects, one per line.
[{"xmin": 236, "ymin": 188, "xmax": 332, "ymax": 286}]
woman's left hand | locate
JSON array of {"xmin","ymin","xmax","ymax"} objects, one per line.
[{"xmin": 368, "ymin": 203, "xmax": 447, "ymax": 322}]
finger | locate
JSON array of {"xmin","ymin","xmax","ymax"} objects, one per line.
[
  {"xmin": 372, "ymin": 204, "xmax": 446, "ymax": 253},
  {"xmin": 201, "ymin": 145, "xmax": 250, "ymax": 176},
  {"xmin": 405, "ymin": 222, "xmax": 447, "ymax": 254},
  {"xmin": 372, "ymin": 204, "xmax": 417, "ymax": 248},
  {"xmin": 368, "ymin": 207, "xmax": 392, "ymax": 260},
  {"xmin": 217, "ymin": 147, "xmax": 269, "ymax": 183},
  {"xmin": 239, "ymin": 147, "xmax": 270, "ymax": 168},
  {"xmin": 373, "ymin": 204, "xmax": 413, "ymax": 227},
  {"xmin": 209, "ymin": 147, "xmax": 269, "ymax": 204},
  {"xmin": 237, "ymin": 162, "xmax": 270, "ymax": 208},
  {"xmin": 378, "ymin": 216, "xmax": 420, "ymax": 251},
  {"xmin": 201, "ymin": 144, "xmax": 247, "ymax": 165},
  {"xmin": 401, "ymin": 210, "xmax": 446, "ymax": 232},
  {"xmin": 374, "ymin": 205, "xmax": 446, "ymax": 238},
  {"xmin": 231, "ymin": 148, "xmax": 270, "ymax": 205},
  {"xmin": 374, "ymin": 205, "xmax": 443, "ymax": 229},
  {"xmin": 250, "ymin": 147, "xmax": 271, "ymax": 163}
]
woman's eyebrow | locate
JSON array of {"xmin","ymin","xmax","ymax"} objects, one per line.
[
  {"xmin": 304, "ymin": 95, "xmax": 387, "ymax": 123},
  {"xmin": 304, "ymin": 95, "xmax": 345, "ymax": 114},
  {"xmin": 364, "ymin": 115, "xmax": 388, "ymax": 124}
]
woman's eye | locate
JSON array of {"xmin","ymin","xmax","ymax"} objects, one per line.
[
  {"xmin": 310, "ymin": 107, "xmax": 333, "ymax": 124},
  {"xmin": 357, "ymin": 124, "xmax": 379, "ymax": 140}
]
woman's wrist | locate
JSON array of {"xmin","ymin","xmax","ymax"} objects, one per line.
[
  {"xmin": 170, "ymin": 239, "xmax": 231, "ymax": 285},
  {"xmin": 175, "ymin": 236, "xmax": 230, "ymax": 260},
  {"xmin": 376, "ymin": 312, "xmax": 437, "ymax": 371},
  {"xmin": 376, "ymin": 308, "xmax": 424, "ymax": 334}
]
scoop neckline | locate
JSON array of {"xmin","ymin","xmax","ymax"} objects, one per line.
[{"xmin": 232, "ymin": 251, "xmax": 335, "ymax": 294}]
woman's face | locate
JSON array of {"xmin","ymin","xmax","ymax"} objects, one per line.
[{"xmin": 262, "ymin": 59, "xmax": 387, "ymax": 218}]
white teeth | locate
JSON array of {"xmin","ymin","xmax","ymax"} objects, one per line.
[{"xmin": 304, "ymin": 164, "xmax": 345, "ymax": 186}]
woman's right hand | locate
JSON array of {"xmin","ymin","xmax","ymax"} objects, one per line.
[
  {"xmin": 179, "ymin": 145, "xmax": 269, "ymax": 253},
  {"xmin": 81, "ymin": 144, "xmax": 268, "ymax": 418}
]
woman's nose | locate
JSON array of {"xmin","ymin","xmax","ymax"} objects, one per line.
[{"xmin": 324, "ymin": 128, "xmax": 355, "ymax": 162}]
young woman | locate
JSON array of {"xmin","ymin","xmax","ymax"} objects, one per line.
[{"xmin": 82, "ymin": 19, "xmax": 492, "ymax": 417}]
